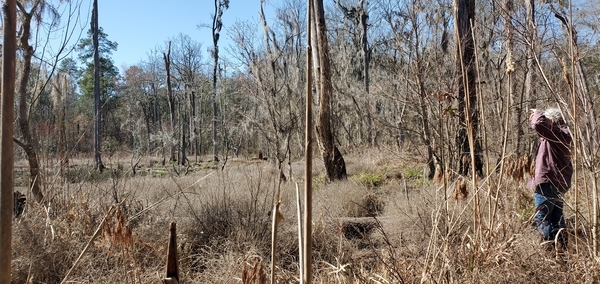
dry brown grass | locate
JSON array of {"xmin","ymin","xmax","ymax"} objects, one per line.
[{"xmin": 10, "ymin": 148, "xmax": 600, "ymax": 283}]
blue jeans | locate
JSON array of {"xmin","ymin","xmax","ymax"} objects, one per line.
[{"xmin": 534, "ymin": 183, "xmax": 566, "ymax": 244}]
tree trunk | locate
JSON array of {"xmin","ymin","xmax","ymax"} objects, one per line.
[
  {"xmin": 57, "ymin": 75, "xmax": 69, "ymax": 175},
  {"xmin": 0, "ymin": 0, "xmax": 17, "ymax": 282},
  {"xmin": 311, "ymin": 0, "xmax": 347, "ymax": 181},
  {"xmin": 163, "ymin": 42, "xmax": 177, "ymax": 162},
  {"xmin": 92, "ymin": 0, "xmax": 104, "ymax": 172},
  {"xmin": 211, "ymin": 76, "xmax": 218, "ymax": 162},
  {"xmin": 211, "ymin": 0, "xmax": 228, "ymax": 163},
  {"xmin": 358, "ymin": 0, "xmax": 373, "ymax": 145},
  {"xmin": 151, "ymin": 83, "xmax": 163, "ymax": 158},
  {"xmin": 521, "ymin": 0, "xmax": 536, "ymax": 156},
  {"xmin": 141, "ymin": 99, "xmax": 151, "ymax": 153},
  {"xmin": 409, "ymin": 6, "xmax": 436, "ymax": 179},
  {"xmin": 179, "ymin": 100, "xmax": 187, "ymax": 166},
  {"xmin": 189, "ymin": 90, "xmax": 197, "ymax": 161},
  {"xmin": 16, "ymin": 3, "xmax": 43, "ymax": 202},
  {"xmin": 359, "ymin": 0, "xmax": 369, "ymax": 95},
  {"xmin": 504, "ymin": 0, "xmax": 515, "ymax": 152},
  {"xmin": 454, "ymin": 0, "xmax": 482, "ymax": 177}
]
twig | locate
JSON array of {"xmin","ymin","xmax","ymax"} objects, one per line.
[{"xmin": 128, "ymin": 172, "xmax": 213, "ymax": 222}]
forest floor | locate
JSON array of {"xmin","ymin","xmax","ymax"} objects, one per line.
[{"xmin": 10, "ymin": 146, "xmax": 600, "ymax": 283}]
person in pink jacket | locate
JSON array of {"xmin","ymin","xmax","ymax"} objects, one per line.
[{"xmin": 528, "ymin": 107, "xmax": 573, "ymax": 251}]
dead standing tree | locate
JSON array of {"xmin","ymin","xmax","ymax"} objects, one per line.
[
  {"xmin": 211, "ymin": 0, "xmax": 229, "ymax": 163},
  {"xmin": 163, "ymin": 42, "xmax": 177, "ymax": 162},
  {"xmin": 334, "ymin": 0, "xmax": 374, "ymax": 145},
  {"xmin": 311, "ymin": 0, "xmax": 347, "ymax": 181},
  {"xmin": 256, "ymin": 0, "xmax": 303, "ymax": 178},
  {"xmin": 170, "ymin": 35, "xmax": 203, "ymax": 162}
]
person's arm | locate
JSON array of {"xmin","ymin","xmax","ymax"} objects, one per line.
[
  {"xmin": 530, "ymin": 109, "xmax": 571, "ymax": 144},
  {"xmin": 529, "ymin": 109, "xmax": 547, "ymax": 130}
]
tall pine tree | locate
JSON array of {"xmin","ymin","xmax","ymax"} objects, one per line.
[{"xmin": 76, "ymin": 0, "xmax": 118, "ymax": 170}]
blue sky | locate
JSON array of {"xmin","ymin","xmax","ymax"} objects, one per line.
[{"xmin": 93, "ymin": 0, "xmax": 269, "ymax": 71}]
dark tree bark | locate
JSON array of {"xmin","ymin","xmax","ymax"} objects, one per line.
[
  {"xmin": 0, "ymin": 0, "xmax": 17, "ymax": 281},
  {"xmin": 454, "ymin": 0, "xmax": 483, "ymax": 177},
  {"xmin": 92, "ymin": 0, "xmax": 105, "ymax": 172},
  {"xmin": 312, "ymin": 0, "xmax": 347, "ymax": 181}
]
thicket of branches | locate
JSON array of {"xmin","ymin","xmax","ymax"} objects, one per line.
[{"xmin": 14, "ymin": 0, "xmax": 592, "ymax": 170}]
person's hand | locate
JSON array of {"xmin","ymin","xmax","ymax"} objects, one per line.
[{"xmin": 529, "ymin": 109, "xmax": 537, "ymax": 121}]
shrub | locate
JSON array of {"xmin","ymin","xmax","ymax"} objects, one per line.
[{"xmin": 353, "ymin": 172, "xmax": 385, "ymax": 188}]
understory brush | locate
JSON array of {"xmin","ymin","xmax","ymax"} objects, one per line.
[{"xmin": 10, "ymin": 150, "xmax": 600, "ymax": 283}]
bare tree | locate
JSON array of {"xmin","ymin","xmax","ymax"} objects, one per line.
[
  {"xmin": 334, "ymin": 0, "xmax": 374, "ymax": 145},
  {"xmin": 140, "ymin": 50, "xmax": 166, "ymax": 159},
  {"xmin": 0, "ymin": 0, "xmax": 17, "ymax": 282},
  {"xmin": 51, "ymin": 73, "xmax": 73, "ymax": 178},
  {"xmin": 120, "ymin": 65, "xmax": 153, "ymax": 159},
  {"xmin": 14, "ymin": 1, "xmax": 47, "ymax": 201},
  {"xmin": 170, "ymin": 34, "xmax": 204, "ymax": 163},
  {"xmin": 518, "ymin": 0, "xmax": 536, "ymax": 155},
  {"xmin": 334, "ymin": 0, "xmax": 370, "ymax": 93},
  {"xmin": 10, "ymin": 0, "xmax": 86, "ymax": 202},
  {"xmin": 163, "ymin": 41, "xmax": 177, "ymax": 162},
  {"xmin": 311, "ymin": 0, "xmax": 347, "ymax": 181},
  {"xmin": 211, "ymin": 0, "xmax": 229, "ymax": 162},
  {"xmin": 247, "ymin": 0, "xmax": 304, "ymax": 175}
]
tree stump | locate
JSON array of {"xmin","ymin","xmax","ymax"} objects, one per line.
[
  {"xmin": 338, "ymin": 217, "xmax": 377, "ymax": 239},
  {"xmin": 162, "ymin": 222, "xmax": 179, "ymax": 284}
]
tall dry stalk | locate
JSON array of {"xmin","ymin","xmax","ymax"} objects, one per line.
[
  {"xmin": 562, "ymin": 0, "xmax": 598, "ymax": 256},
  {"xmin": 551, "ymin": 1, "xmax": 599, "ymax": 256},
  {"xmin": 295, "ymin": 183, "xmax": 304, "ymax": 282},
  {"xmin": 567, "ymin": 0, "xmax": 582, "ymax": 255},
  {"xmin": 567, "ymin": 0, "xmax": 599, "ymax": 257},
  {"xmin": 489, "ymin": 0, "xmax": 515, "ymax": 228},
  {"xmin": 459, "ymin": 18, "xmax": 481, "ymax": 242},
  {"xmin": 470, "ymin": 17, "xmax": 495, "ymax": 234},
  {"xmin": 530, "ymin": 1, "xmax": 599, "ymax": 256},
  {"xmin": 270, "ymin": 173, "xmax": 284, "ymax": 282}
]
